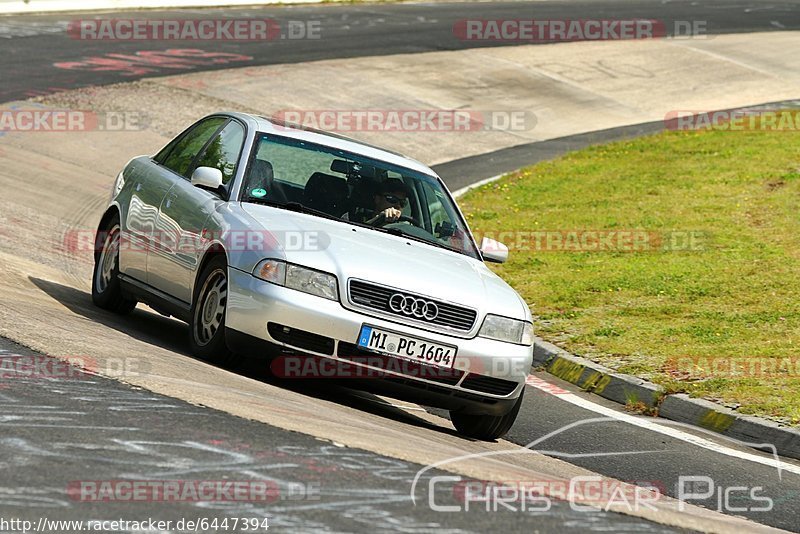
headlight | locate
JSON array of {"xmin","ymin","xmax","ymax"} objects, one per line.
[
  {"xmin": 253, "ymin": 259, "xmax": 338, "ymax": 301},
  {"xmin": 479, "ymin": 314, "xmax": 533, "ymax": 345},
  {"xmin": 286, "ymin": 264, "xmax": 338, "ymax": 300}
]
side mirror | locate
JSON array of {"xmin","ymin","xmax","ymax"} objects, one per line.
[
  {"xmin": 480, "ymin": 237, "xmax": 508, "ymax": 264},
  {"xmin": 191, "ymin": 166, "xmax": 223, "ymax": 190}
]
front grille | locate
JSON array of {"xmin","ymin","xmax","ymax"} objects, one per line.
[
  {"xmin": 337, "ymin": 342, "xmax": 464, "ymax": 385},
  {"xmin": 267, "ymin": 323, "xmax": 334, "ymax": 355},
  {"xmin": 460, "ymin": 374, "xmax": 518, "ymax": 396},
  {"xmin": 348, "ymin": 280, "xmax": 477, "ymax": 331}
]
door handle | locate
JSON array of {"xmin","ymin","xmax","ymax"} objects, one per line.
[
  {"xmin": 135, "ymin": 182, "xmax": 143, "ymax": 192},
  {"xmin": 165, "ymin": 192, "xmax": 178, "ymax": 209}
]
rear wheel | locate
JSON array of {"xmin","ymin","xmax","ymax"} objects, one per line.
[
  {"xmin": 450, "ymin": 388, "xmax": 524, "ymax": 441},
  {"xmin": 189, "ymin": 255, "xmax": 238, "ymax": 367},
  {"xmin": 91, "ymin": 214, "xmax": 136, "ymax": 314}
]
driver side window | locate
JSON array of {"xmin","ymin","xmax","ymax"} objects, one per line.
[
  {"xmin": 191, "ymin": 121, "xmax": 245, "ymax": 185},
  {"xmin": 161, "ymin": 117, "xmax": 227, "ymax": 178}
]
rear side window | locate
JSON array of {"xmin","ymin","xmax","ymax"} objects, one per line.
[
  {"xmin": 161, "ymin": 117, "xmax": 227, "ymax": 177},
  {"xmin": 192, "ymin": 121, "xmax": 245, "ymax": 185}
]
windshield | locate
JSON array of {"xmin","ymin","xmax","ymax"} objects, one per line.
[{"xmin": 240, "ymin": 133, "xmax": 480, "ymax": 259}]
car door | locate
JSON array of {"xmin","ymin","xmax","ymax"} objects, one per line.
[
  {"xmin": 118, "ymin": 158, "xmax": 157, "ymax": 282},
  {"xmin": 142, "ymin": 117, "xmax": 228, "ymax": 296},
  {"xmin": 148, "ymin": 118, "xmax": 246, "ymax": 303},
  {"xmin": 141, "ymin": 116, "xmax": 228, "ymax": 292}
]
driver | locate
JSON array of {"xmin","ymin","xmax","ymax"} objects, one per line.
[{"xmin": 365, "ymin": 178, "xmax": 411, "ymax": 226}]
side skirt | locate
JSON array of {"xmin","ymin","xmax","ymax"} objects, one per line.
[{"xmin": 119, "ymin": 274, "xmax": 192, "ymax": 323}]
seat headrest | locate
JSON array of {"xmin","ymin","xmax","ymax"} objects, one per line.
[
  {"xmin": 251, "ymin": 159, "xmax": 274, "ymax": 180},
  {"xmin": 304, "ymin": 172, "xmax": 348, "ymax": 216}
]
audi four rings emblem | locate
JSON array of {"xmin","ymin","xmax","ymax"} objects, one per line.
[{"xmin": 388, "ymin": 293, "xmax": 439, "ymax": 321}]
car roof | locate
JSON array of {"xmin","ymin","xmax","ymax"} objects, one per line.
[{"xmin": 221, "ymin": 111, "xmax": 439, "ymax": 178}]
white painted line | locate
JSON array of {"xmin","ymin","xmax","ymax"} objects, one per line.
[
  {"xmin": 666, "ymin": 39, "xmax": 780, "ymax": 79},
  {"xmin": 451, "ymin": 173, "xmax": 504, "ymax": 198},
  {"xmin": 526, "ymin": 374, "xmax": 800, "ymax": 477}
]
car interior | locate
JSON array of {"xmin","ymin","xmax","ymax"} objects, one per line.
[{"xmin": 243, "ymin": 157, "xmax": 414, "ymax": 224}]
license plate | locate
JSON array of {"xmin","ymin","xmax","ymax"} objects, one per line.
[{"xmin": 357, "ymin": 325, "xmax": 457, "ymax": 369}]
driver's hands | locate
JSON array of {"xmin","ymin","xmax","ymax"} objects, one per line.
[
  {"xmin": 367, "ymin": 207, "xmax": 403, "ymax": 226},
  {"xmin": 382, "ymin": 207, "xmax": 402, "ymax": 222}
]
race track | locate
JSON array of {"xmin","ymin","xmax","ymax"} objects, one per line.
[{"xmin": 2, "ymin": 1, "xmax": 800, "ymax": 532}]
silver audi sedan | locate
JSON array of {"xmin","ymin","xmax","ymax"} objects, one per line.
[{"xmin": 92, "ymin": 112, "xmax": 533, "ymax": 440}]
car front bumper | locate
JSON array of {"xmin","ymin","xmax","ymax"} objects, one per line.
[{"xmin": 225, "ymin": 268, "xmax": 533, "ymax": 415}]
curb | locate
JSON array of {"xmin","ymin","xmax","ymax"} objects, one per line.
[{"xmin": 533, "ymin": 337, "xmax": 800, "ymax": 461}]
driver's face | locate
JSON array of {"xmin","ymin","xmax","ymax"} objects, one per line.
[{"xmin": 374, "ymin": 191, "xmax": 408, "ymax": 212}]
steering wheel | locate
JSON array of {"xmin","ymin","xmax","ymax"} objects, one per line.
[{"xmin": 373, "ymin": 213, "xmax": 422, "ymax": 228}]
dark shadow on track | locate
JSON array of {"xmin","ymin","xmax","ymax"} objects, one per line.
[{"xmin": 28, "ymin": 275, "xmax": 455, "ymax": 437}]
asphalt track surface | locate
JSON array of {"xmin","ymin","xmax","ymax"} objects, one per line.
[
  {"xmin": 2, "ymin": 1, "xmax": 800, "ymax": 532},
  {"xmin": 0, "ymin": 0, "xmax": 800, "ymax": 190},
  {"xmin": 1, "ymin": 336, "xmax": 685, "ymax": 533},
  {"xmin": 2, "ymin": 0, "xmax": 800, "ymax": 187},
  {"xmin": 2, "ymin": 0, "xmax": 800, "ymax": 103}
]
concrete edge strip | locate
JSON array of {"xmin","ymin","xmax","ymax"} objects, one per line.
[{"xmin": 532, "ymin": 337, "xmax": 800, "ymax": 461}]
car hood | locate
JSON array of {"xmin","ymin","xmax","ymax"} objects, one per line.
[{"xmin": 241, "ymin": 203, "xmax": 529, "ymax": 321}]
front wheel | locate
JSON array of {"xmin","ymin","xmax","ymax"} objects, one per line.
[
  {"xmin": 189, "ymin": 255, "xmax": 238, "ymax": 367},
  {"xmin": 91, "ymin": 214, "xmax": 136, "ymax": 314},
  {"xmin": 450, "ymin": 388, "xmax": 524, "ymax": 441}
]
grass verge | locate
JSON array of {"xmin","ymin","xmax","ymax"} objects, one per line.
[{"xmin": 459, "ymin": 122, "xmax": 800, "ymax": 424}]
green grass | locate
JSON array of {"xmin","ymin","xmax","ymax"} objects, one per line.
[{"xmin": 459, "ymin": 125, "xmax": 800, "ymax": 424}]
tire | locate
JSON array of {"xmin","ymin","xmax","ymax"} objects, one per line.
[
  {"xmin": 450, "ymin": 388, "xmax": 524, "ymax": 441},
  {"xmin": 189, "ymin": 255, "xmax": 238, "ymax": 367},
  {"xmin": 91, "ymin": 214, "xmax": 137, "ymax": 314}
]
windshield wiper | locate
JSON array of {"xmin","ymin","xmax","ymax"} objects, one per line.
[{"xmin": 373, "ymin": 225, "xmax": 467, "ymax": 256}]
